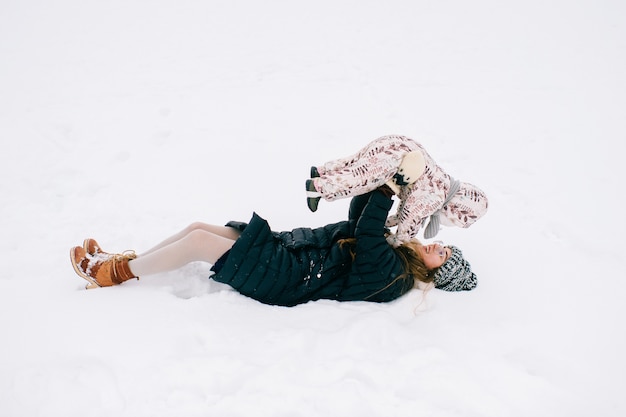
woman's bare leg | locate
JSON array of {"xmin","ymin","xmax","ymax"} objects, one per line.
[
  {"xmin": 128, "ymin": 229, "xmax": 237, "ymax": 277},
  {"xmin": 140, "ymin": 222, "xmax": 241, "ymax": 257}
]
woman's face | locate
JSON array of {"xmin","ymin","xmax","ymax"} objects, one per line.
[{"xmin": 417, "ymin": 242, "xmax": 451, "ymax": 270}]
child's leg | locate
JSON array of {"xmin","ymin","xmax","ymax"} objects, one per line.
[
  {"xmin": 128, "ymin": 229, "xmax": 236, "ymax": 277},
  {"xmin": 314, "ymin": 135, "xmax": 415, "ymax": 200},
  {"xmin": 316, "ymin": 150, "xmax": 360, "ymax": 176},
  {"xmin": 316, "ymin": 135, "xmax": 411, "ymax": 176},
  {"xmin": 140, "ymin": 222, "xmax": 241, "ymax": 256}
]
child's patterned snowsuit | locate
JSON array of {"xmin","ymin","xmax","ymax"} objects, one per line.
[{"xmin": 311, "ymin": 135, "xmax": 488, "ymax": 246}]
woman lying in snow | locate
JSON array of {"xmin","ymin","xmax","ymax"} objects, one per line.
[
  {"xmin": 70, "ymin": 188, "xmax": 477, "ymax": 307},
  {"xmin": 306, "ymin": 134, "xmax": 489, "ymax": 245}
]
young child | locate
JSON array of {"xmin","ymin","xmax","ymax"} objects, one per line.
[{"xmin": 306, "ymin": 134, "xmax": 488, "ymax": 246}]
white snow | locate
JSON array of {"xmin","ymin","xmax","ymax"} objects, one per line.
[{"xmin": 1, "ymin": 1, "xmax": 625, "ymax": 416}]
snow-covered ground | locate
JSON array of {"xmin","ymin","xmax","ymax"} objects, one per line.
[{"xmin": 1, "ymin": 1, "xmax": 625, "ymax": 416}]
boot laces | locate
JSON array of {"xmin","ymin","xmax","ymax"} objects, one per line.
[
  {"xmin": 85, "ymin": 250, "xmax": 136, "ymax": 276},
  {"xmin": 111, "ymin": 251, "xmax": 137, "ymax": 278}
]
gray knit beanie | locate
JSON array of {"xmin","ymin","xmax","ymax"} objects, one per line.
[{"xmin": 433, "ymin": 245, "xmax": 477, "ymax": 291}]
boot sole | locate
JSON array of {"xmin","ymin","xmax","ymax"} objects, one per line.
[
  {"xmin": 306, "ymin": 179, "xmax": 321, "ymax": 212},
  {"xmin": 307, "ymin": 197, "xmax": 320, "ymax": 212},
  {"xmin": 69, "ymin": 247, "xmax": 101, "ymax": 290}
]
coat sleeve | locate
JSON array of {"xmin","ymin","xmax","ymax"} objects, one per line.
[
  {"xmin": 340, "ymin": 191, "xmax": 410, "ymax": 302},
  {"xmin": 348, "ymin": 192, "xmax": 372, "ymax": 223}
]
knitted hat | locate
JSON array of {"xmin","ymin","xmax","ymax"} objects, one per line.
[
  {"xmin": 433, "ymin": 245, "xmax": 477, "ymax": 291},
  {"xmin": 440, "ymin": 182, "xmax": 489, "ymax": 229}
]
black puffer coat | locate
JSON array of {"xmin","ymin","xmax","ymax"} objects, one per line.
[{"xmin": 211, "ymin": 191, "xmax": 414, "ymax": 306}]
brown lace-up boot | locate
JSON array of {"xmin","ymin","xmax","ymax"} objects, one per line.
[
  {"xmin": 83, "ymin": 238, "xmax": 113, "ymax": 258},
  {"xmin": 70, "ymin": 246, "xmax": 138, "ymax": 289}
]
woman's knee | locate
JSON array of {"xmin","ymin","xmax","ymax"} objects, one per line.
[
  {"xmin": 185, "ymin": 221, "xmax": 211, "ymax": 234},
  {"xmin": 183, "ymin": 229, "xmax": 234, "ymax": 262},
  {"xmin": 179, "ymin": 229, "xmax": 215, "ymax": 258},
  {"xmin": 184, "ymin": 228, "xmax": 211, "ymax": 244},
  {"xmin": 185, "ymin": 222, "xmax": 240, "ymax": 240}
]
